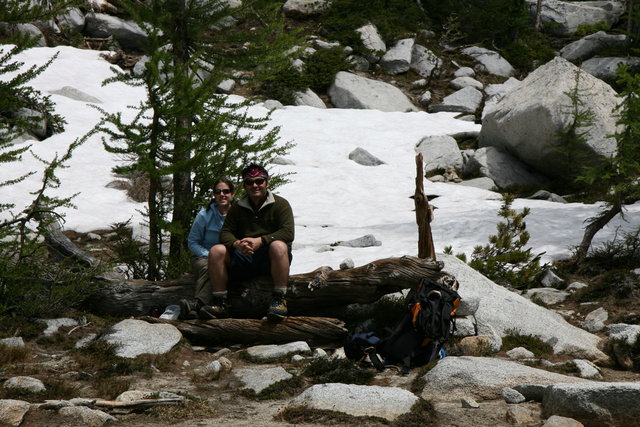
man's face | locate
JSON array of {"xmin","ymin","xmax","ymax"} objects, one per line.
[{"xmin": 243, "ymin": 177, "xmax": 268, "ymax": 202}]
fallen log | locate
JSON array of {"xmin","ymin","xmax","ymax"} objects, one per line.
[
  {"xmin": 143, "ymin": 315, "xmax": 347, "ymax": 347},
  {"xmin": 90, "ymin": 256, "xmax": 445, "ymax": 317}
]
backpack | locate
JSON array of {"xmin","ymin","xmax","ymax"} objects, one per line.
[{"xmin": 345, "ymin": 277, "xmax": 461, "ymax": 374}]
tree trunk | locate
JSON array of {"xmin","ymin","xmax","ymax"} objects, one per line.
[
  {"xmin": 574, "ymin": 202, "xmax": 622, "ymax": 264},
  {"xmin": 143, "ymin": 315, "xmax": 347, "ymax": 347},
  {"xmin": 415, "ymin": 153, "xmax": 436, "ymax": 259},
  {"xmin": 535, "ymin": 0, "xmax": 543, "ymax": 31},
  {"xmin": 89, "ymin": 256, "xmax": 444, "ymax": 317}
]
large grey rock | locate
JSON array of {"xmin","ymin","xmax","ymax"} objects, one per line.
[
  {"xmin": 15, "ymin": 24, "xmax": 46, "ymax": 47},
  {"xmin": 571, "ymin": 359, "xmax": 602, "ymax": 379},
  {"xmin": 507, "ymin": 347, "xmax": 535, "ymax": 359},
  {"xmin": 457, "ymin": 177, "xmax": 497, "ymax": 191},
  {"xmin": 84, "ymin": 13, "xmax": 147, "ymax": 50},
  {"xmin": 15, "ymin": 108, "xmax": 47, "ymax": 139},
  {"xmin": 502, "ymin": 387, "xmax": 526, "ymax": 403},
  {"xmin": 543, "ymin": 415, "xmax": 585, "ymax": 427},
  {"xmin": 581, "ymin": 56, "xmax": 640, "ymax": 84},
  {"xmin": 4, "ymin": 376, "xmax": 46, "ymax": 393},
  {"xmin": 0, "ymin": 337, "xmax": 25, "ymax": 348},
  {"xmin": 380, "ymin": 38, "xmax": 414, "ymax": 74},
  {"xmin": 37, "ymin": 318, "xmax": 78, "ymax": 337},
  {"xmin": 59, "ymin": 406, "xmax": 117, "ymax": 426},
  {"xmin": 439, "ymin": 254, "xmax": 606, "ymax": 360},
  {"xmin": 288, "ymin": 383, "xmax": 419, "ymax": 421},
  {"xmin": 607, "ymin": 323, "xmax": 640, "ymax": 344},
  {"xmin": 450, "ymin": 76, "xmax": 483, "ymax": 91},
  {"xmin": 415, "ymin": 135, "xmax": 463, "ymax": 174},
  {"xmin": 246, "ymin": 341, "xmax": 311, "ymax": 361},
  {"xmin": 328, "ymin": 72, "xmax": 417, "ymax": 112},
  {"xmin": 282, "ymin": 0, "xmax": 331, "ymax": 17},
  {"xmin": 421, "ymin": 356, "xmax": 591, "ymax": 402},
  {"xmin": 56, "ymin": 7, "xmax": 85, "ymax": 34},
  {"xmin": 293, "ymin": 88, "xmax": 326, "ymax": 108},
  {"xmin": 355, "ymin": 23, "xmax": 386, "ymax": 63},
  {"xmin": 349, "ymin": 147, "xmax": 385, "ymax": 166},
  {"xmin": 526, "ymin": 0, "xmax": 625, "ymax": 36},
  {"xmin": 234, "ymin": 366, "xmax": 293, "ymax": 394},
  {"xmin": 0, "ymin": 399, "xmax": 31, "ymax": 426},
  {"xmin": 410, "ymin": 44, "xmax": 442, "ymax": 78},
  {"xmin": 430, "ymin": 86, "xmax": 483, "ymax": 114},
  {"xmin": 560, "ymin": 31, "xmax": 627, "ymax": 62},
  {"xmin": 482, "ymin": 77, "xmax": 521, "ymax": 119},
  {"xmin": 101, "ymin": 319, "xmax": 182, "ymax": 358},
  {"xmin": 461, "ymin": 46, "xmax": 515, "ymax": 77},
  {"xmin": 463, "ymin": 146, "xmax": 547, "ymax": 189},
  {"xmin": 479, "ymin": 57, "xmax": 620, "ymax": 178},
  {"xmin": 542, "ymin": 382, "xmax": 640, "ymax": 427}
]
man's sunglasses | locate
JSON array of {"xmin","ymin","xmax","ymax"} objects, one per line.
[
  {"xmin": 243, "ymin": 178, "xmax": 266, "ymax": 186},
  {"xmin": 214, "ymin": 189, "xmax": 232, "ymax": 195}
]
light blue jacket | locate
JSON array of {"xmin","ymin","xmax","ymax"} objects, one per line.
[{"xmin": 187, "ymin": 203, "xmax": 226, "ymax": 258}]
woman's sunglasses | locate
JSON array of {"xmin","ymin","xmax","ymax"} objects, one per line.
[{"xmin": 214, "ymin": 189, "xmax": 232, "ymax": 195}]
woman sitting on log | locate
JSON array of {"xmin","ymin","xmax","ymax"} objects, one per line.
[{"xmin": 181, "ymin": 178, "xmax": 235, "ymax": 319}]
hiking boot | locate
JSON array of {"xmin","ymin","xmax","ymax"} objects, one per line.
[
  {"xmin": 199, "ymin": 299, "xmax": 228, "ymax": 320},
  {"xmin": 266, "ymin": 294, "xmax": 287, "ymax": 321},
  {"xmin": 178, "ymin": 299, "xmax": 200, "ymax": 320}
]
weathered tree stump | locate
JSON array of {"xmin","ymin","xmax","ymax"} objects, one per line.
[
  {"xmin": 143, "ymin": 315, "xmax": 347, "ymax": 347},
  {"xmin": 90, "ymin": 256, "xmax": 445, "ymax": 317}
]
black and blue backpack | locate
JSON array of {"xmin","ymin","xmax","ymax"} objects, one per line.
[{"xmin": 344, "ymin": 277, "xmax": 461, "ymax": 374}]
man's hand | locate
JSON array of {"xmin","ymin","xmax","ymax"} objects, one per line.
[{"xmin": 235, "ymin": 237, "xmax": 262, "ymax": 256}]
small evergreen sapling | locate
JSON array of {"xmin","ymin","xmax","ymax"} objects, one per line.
[{"xmin": 468, "ymin": 195, "xmax": 545, "ymax": 289}]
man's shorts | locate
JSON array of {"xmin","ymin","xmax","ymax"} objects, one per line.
[{"xmin": 229, "ymin": 244, "xmax": 292, "ymax": 282}]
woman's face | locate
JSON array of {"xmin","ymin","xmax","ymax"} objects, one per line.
[{"xmin": 213, "ymin": 182, "xmax": 233, "ymax": 207}]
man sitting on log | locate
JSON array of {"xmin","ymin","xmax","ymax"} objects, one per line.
[{"xmin": 200, "ymin": 163, "xmax": 295, "ymax": 321}]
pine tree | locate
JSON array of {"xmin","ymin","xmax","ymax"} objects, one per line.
[
  {"xmin": 574, "ymin": 65, "xmax": 640, "ymax": 263},
  {"xmin": 0, "ymin": 0, "xmax": 96, "ymax": 317},
  {"xmin": 98, "ymin": 0, "xmax": 297, "ymax": 279}
]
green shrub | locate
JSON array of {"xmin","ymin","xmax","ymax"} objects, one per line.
[
  {"xmin": 502, "ymin": 34, "xmax": 556, "ymax": 72},
  {"xmin": 501, "ymin": 329, "xmax": 553, "ymax": 357},
  {"xmin": 304, "ymin": 47, "xmax": 352, "ymax": 92},
  {"xmin": 574, "ymin": 20, "xmax": 608, "ymax": 37},
  {"xmin": 259, "ymin": 63, "xmax": 307, "ymax": 103}
]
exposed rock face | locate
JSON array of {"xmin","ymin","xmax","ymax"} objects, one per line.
[
  {"xmin": 479, "ymin": 57, "xmax": 620, "ymax": 178},
  {"xmin": 541, "ymin": 382, "xmax": 640, "ymax": 427},
  {"xmin": 421, "ymin": 356, "xmax": 591, "ymax": 401},
  {"xmin": 328, "ymin": 72, "xmax": 417, "ymax": 112},
  {"xmin": 439, "ymin": 254, "xmax": 606, "ymax": 360},
  {"xmin": 581, "ymin": 56, "xmax": 640, "ymax": 84},
  {"xmin": 84, "ymin": 13, "xmax": 147, "ymax": 51},
  {"xmin": 0, "ymin": 400, "xmax": 31, "ymax": 426},
  {"xmin": 463, "ymin": 146, "xmax": 547, "ymax": 189},
  {"xmin": 525, "ymin": 0, "xmax": 625, "ymax": 36},
  {"xmin": 560, "ymin": 31, "xmax": 627, "ymax": 62}
]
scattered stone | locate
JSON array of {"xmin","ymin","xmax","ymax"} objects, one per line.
[
  {"xmin": 75, "ymin": 333, "xmax": 97, "ymax": 349},
  {"xmin": 418, "ymin": 90, "xmax": 432, "ymax": 106},
  {"xmin": 339, "ymin": 258, "xmax": 354, "ymax": 270},
  {"xmin": 4, "ymin": 376, "xmax": 46, "ymax": 393},
  {"xmin": 542, "ymin": 415, "xmax": 585, "ymax": 427},
  {"xmin": 38, "ymin": 318, "xmax": 78, "ymax": 337},
  {"xmin": 525, "ymin": 288, "xmax": 570, "ymax": 306},
  {"xmin": 288, "ymin": 383, "xmax": 419, "ymax": 421},
  {"xmin": 282, "ymin": 0, "xmax": 331, "ymax": 18},
  {"xmin": 246, "ymin": 341, "xmax": 311, "ymax": 361},
  {"xmin": 313, "ymin": 348, "xmax": 327, "ymax": 358},
  {"xmin": 49, "ymin": 86, "xmax": 103, "ymax": 104},
  {"xmin": 560, "ymin": 31, "xmax": 627, "ymax": 62},
  {"xmin": 262, "ymin": 99, "xmax": 284, "ymax": 110},
  {"xmin": 450, "ymin": 76, "xmax": 483, "ymax": 90},
  {"xmin": 410, "ymin": 44, "xmax": 442, "ymax": 78},
  {"xmin": 502, "ymin": 387, "xmax": 526, "ymax": 404},
  {"xmin": 293, "ymin": 88, "xmax": 327, "ymax": 108},
  {"xmin": 461, "ymin": 396, "xmax": 480, "ymax": 408},
  {"xmin": 84, "ymin": 13, "xmax": 147, "ymax": 51},
  {"xmin": 528, "ymin": 190, "xmax": 567, "ymax": 203},
  {"xmin": 571, "ymin": 359, "xmax": 602, "ymax": 380},
  {"xmin": 0, "ymin": 337, "xmax": 25, "ymax": 348},
  {"xmin": 335, "ymin": 234, "xmax": 381, "ymax": 248},
  {"xmin": 607, "ymin": 323, "xmax": 640, "ymax": 345},
  {"xmin": 59, "ymin": 406, "xmax": 117, "ymax": 426},
  {"xmin": 463, "ymin": 146, "xmax": 546, "ymax": 189},
  {"xmin": 216, "ymin": 78, "xmax": 235, "ymax": 94},
  {"xmin": 414, "ymin": 135, "xmax": 464, "ymax": 175},
  {"xmin": 0, "ymin": 399, "xmax": 31, "ymax": 426},
  {"xmin": 507, "ymin": 347, "xmax": 535, "ymax": 360},
  {"xmin": 541, "ymin": 270, "xmax": 564, "ymax": 287},
  {"xmin": 355, "ymin": 23, "xmax": 386, "ymax": 63},
  {"xmin": 461, "ymin": 46, "xmax": 514, "ymax": 77},
  {"xmin": 412, "ymin": 78, "xmax": 427, "ymax": 87},
  {"xmin": 506, "ymin": 405, "xmax": 536, "ymax": 424},
  {"xmin": 581, "ymin": 56, "xmax": 640, "ymax": 84},
  {"xmin": 272, "ymin": 156, "xmax": 295, "ymax": 165},
  {"xmin": 430, "ymin": 86, "xmax": 482, "ymax": 114},
  {"xmin": 291, "ymin": 354, "xmax": 306, "ymax": 363},
  {"xmin": 457, "ymin": 177, "xmax": 497, "ymax": 191},
  {"xmin": 101, "ymin": 319, "xmax": 182, "ymax": 358},
  {"xmin": 348, "ymin": 147, "xmax": 385, "ymax": 166},
  {"xmin": 526, "ymin": 0, "xmax": 625, "ymax": 36},
  {"xmin": 380, "ymin": 38, "xmax": 414, "ymax": 74},
  {"xmin": 234, "ymin": 366, "xmax": 293, "ymax": 394},
  {"xmin": 567, "ymin": 282, "xmax": 588, "ymax": 292},
  {"xmin": 581, "ymin": 307, "xmax": 608, "ymax": 333},
  {"xmin": 115, "ymin": 390, "xmax": 154, "ymax": 402},
  {"xmin": 328, "ymin": 71, "xmax": 417, "ymax": 112}
]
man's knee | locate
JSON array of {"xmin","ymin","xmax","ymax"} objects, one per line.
[{"xmin": 268, "ymin": 240, "xmax": 288, "ymax": 258}]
